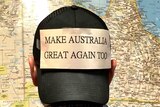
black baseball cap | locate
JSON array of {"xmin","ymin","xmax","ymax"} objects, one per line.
[{"xmin": 33, "ymin": 5, "xmax": 110, "ymax": 105}]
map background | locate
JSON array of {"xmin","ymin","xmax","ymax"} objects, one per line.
[{"xmin": 0, "ymin": 0, "xmax": 160, "ymax": 107}]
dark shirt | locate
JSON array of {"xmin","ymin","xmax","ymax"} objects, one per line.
[{"xmin": 46, "ymin": 101, "xmax": 108, "ymax": 107}]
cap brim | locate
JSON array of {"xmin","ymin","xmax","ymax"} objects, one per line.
[{"xmin": 37, "ymin": 68, "xmax": 109, "ymax": 104}]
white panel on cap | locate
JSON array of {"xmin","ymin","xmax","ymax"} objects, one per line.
[{"xmin": 40, "ymin": 28, "xmax": 111, "ymax": 69}]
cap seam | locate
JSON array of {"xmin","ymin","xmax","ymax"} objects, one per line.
[{"xmin": 74, "ymin": 8, "xmax": 76, "ymax": 27}]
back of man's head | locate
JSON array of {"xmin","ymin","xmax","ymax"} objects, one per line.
[{"xmin": 30, "ymin": 5, "xmax": 115, "ymax": 107}]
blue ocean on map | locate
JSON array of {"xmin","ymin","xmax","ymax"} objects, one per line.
[
  {"xmin": 137, "ymin": 0, "xmax": 160, "ymax": 38},
  {"xmin": 73, "ymin": 0, "xmax": 110, "ymax": 16}
]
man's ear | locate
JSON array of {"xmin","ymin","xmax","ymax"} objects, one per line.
[
  {"xmin": 109, "ymin": 59, "xmax": 117, "ymax": 85},
  {"xmin": 28, "ymin": 56, "xmax": 38, "ymax": 86}
]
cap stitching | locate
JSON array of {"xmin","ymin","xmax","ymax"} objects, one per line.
[{"xmin": 74, "ymin": 9, "xmax": 77, "ymax": 27}]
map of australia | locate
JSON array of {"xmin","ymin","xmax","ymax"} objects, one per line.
[{"xmin": 0, "ymin": 0, "xmax": 159, "ymax": 107}]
